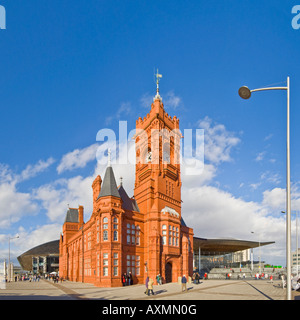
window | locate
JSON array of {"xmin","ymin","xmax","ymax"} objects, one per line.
[
  {"xmin": 103, "ymin": 217, "xmax": 109, "ymax": 240},
  {"xmin": 113, "ymin": 253, "xmax": 118, "ymax": 276},
  {"xmin": 113, "ymin": 217, "xmax": 118, "ymax": 223},
  {"xmin": 103, "ymin": 230, "xmax": 108, "ymax": 241},
  {"xmin": 126, "ymin": 223, "xmax": 139, "ymax": 246},
  {"xmin": 126, "ymin": 255, "xmax": 140, "ymax": 275},
  {"xmin": 113, "ymin": 267, "xmax": 118, "ymax": 276},
  {"xmin": 162, "ymin": 236, "xmax": 167, "ymax": 245},
  {"xmin": 103, "ymin": 267, "xmax": 108, "ymax": 276},
  {"xmin": 113, "ymin": 231, "xmax": 118, "ymax": 241},
  {"xmin": 103, "ymin": 253, "xmax": 108, "ymax": 276}
]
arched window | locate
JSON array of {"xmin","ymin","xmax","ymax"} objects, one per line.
[
  {"xmin": 103, "ymin": 217, "xmax": 108, "ymax": 223},
  {"xmin": 162, "ymin": 224, "xmax": 167, "ymax": 230},
  {"xmin": 113, "ymin": 231, "xmax": 118, "ymax": 241},
  {"xmin": 162, "ymin": 236, "xmax": 167, "ymax": 245}
]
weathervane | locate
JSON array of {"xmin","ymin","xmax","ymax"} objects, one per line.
[{"xmin": 154, "ymin": 69, "xmax": 162, "ymax": 100}]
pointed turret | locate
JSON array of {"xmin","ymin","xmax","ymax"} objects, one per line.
[{"xmin": 97, "ymin": 166, "xmax": 120, "ymax": 199}]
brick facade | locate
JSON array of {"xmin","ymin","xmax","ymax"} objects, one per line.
[{"xmin": 59, "ymin": 96, "xmax": 194, "ymax": 287}]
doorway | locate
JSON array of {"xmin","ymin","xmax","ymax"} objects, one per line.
[{"xmin": 165, "ymin": 262, "xmax": 172, "ymax": 283}]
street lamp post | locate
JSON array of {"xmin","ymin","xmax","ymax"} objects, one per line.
[
  {"xmin": 251, "ymin": 231, "xmax": 261, "ymax": 272},
  {"xmin": 239, "ymin": 77, "xmax": 292, "ymax": 300},
  {"xmin": 8, "ymin": 235, "xmax": 19, "ymax": 282}
]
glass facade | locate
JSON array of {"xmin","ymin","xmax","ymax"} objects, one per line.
[
  {"xmin": 193, "ymin": 250, "xmax": 251, "ymax": 274},
  {"xmin": 31, "ymin": 255, "xmax": 59, "ymax": 274}
]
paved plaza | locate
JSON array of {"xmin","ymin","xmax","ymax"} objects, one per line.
[{"xmin": 0, "ymin": 278, "xmax": 299, "ymax": 300}]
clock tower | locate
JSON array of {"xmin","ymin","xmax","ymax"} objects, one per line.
[{"xmin": 134, "ymin": 71, "xmax": 193, "ymax": 282}]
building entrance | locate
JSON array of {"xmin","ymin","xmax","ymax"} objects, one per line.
[{"xmin": 165, "ymin": 262, "xmax": 172, "ymax": 283}]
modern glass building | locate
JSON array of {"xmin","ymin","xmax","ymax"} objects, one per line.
[{"xmin": 17, "ymin": 240, "xmax": 59, "ymax": 274}]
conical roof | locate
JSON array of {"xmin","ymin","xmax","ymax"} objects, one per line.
[
  {"xmin": 97, "ymin": 166, "xmax": 120, "ymax": 199},
  {"xmin": 118, "ymin": 184, "xmax": 140, "ymax": 212}
]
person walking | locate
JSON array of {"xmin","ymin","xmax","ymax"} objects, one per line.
[
  {"xmin": 181, "ymin": 275, "xmax": 187, "ymax": 292},
  {"xmin": 148, "ymin": 278, "xmax": 154, "ymax": 296},
  {"xmin": 156, "ymin": 274, "xmax": 162, "ymax": 285},
  {"xmin": 144, "ymin": 276, "xmax": 149, "ymax": 295}
]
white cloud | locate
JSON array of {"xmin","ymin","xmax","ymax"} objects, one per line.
[
  {"xmin": 255, "ymin": 151, "xmax": 265, "ymax": 162},
  {"xmin": 260, "ymin": 171, "xmax": 281, "ymax": 185},
  {"xmin": 16, "ymin": 224, "xmax": 61, "ymax": 255},
  {"xmin": 262, "ymin": 187, "xmax": 285, "ymax": 212},
  {"xmin": 18, "ymin": 157, "xmax": 55, "ymax": 182},
  {"xmin": 0, "ymin": 162, "xmax": 49, "ymax": 229},
  {"xmin": 198, "ymin": 116, "xmax": 240, "ymax": 165},
  {"xmin": 57, "ymin": 144, "xmax": 99, "ymax": 174},
  {"xmin": 105, "ymin": 102, "xmax": 132, "ymax": 125},
  {"xmin": 34, "ymin": 175, "xmax": 94, "ymax": 223},
  {"xmin": 0, "ymin": 182, "xmax": 38, "ymax": 228},
  {"xmin": 164, "ymin": 91, "xmax": 182, "ymax": 109},
  {"xmin": 250, "ymin": 182, "xmax": 261, "ymax": 190}
]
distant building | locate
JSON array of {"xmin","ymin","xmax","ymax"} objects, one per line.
[
  {"xmin": 17, "ymin": 240, "xmax": 59, "ymax": 274},
  {"xmin": 292, "ymin": 248, "xmax": 300, "ymax": 267}
]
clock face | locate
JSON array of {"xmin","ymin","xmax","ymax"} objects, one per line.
[{"xmin": 146, "ymin": 151, "xmax": 152, "ymax": 163}]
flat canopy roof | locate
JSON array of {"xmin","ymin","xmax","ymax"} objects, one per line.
[{"xmin": 193, "ymin": 237, "xmax": 275, "ymax": 256}]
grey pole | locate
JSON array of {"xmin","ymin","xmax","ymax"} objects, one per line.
[
  {"xmin": 286, "ymin": 76, "xmax": 291, "ymax": 300},
  {"xmin": 239, "ymin": 77, "xmax": 292, "ymax": 300}
]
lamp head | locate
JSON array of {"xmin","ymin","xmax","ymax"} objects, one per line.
[{"xmin": 239, "ymin": 86, "xmax": 251, "ymax": 99}]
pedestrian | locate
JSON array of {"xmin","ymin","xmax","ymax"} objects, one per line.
[
  {"xmin": 270, "ymin": 275, "xmax": 273, "ymax": 283},
  {"xmin": 148, "ymin": 278, "xmax": 154, "ymax": 296},
  {"xmin": 156, "ymin": 274, "xmax": 161, "ymax": 285},
  {"xmin": 144, "ymin": 277, "xmax": 149, "ymax": 295},
  {"xmin": 122, "ymin": 273, "xmax": 126, "ymax": 286},
  {"xmin": 196, "ymin": 272, "xmax": 200, "ymax": 284},
  {"xmin": 181, "ymin": 275, "xmax": 187, "ymax": 292},
  {"xmin": 144, "ymin": 276, "xmax": 149, "ymax": 295},
  {"xmin": 128, "ymin": 272, "xmax": 133, "ymax": 285},
  {"xmin": 281, "ymin": 274, "xmax": 286, "ymax": 288}
]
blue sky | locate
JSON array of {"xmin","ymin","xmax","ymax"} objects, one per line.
[{"xmin": 1, "ymin": 0, "xmax": 300, "ymax": 267}]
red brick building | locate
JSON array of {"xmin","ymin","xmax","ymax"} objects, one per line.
[{"xmin": 59, "ymin": 89, "xmax": 194, "ymax": 287}]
